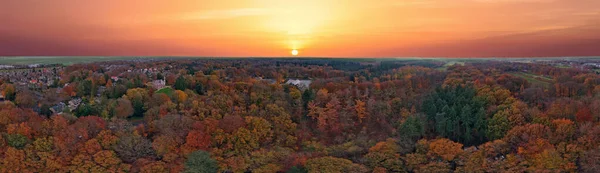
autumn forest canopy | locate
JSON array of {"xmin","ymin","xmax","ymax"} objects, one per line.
[{"xmin": 1, "ymin": 58, "xmax": 600, "ymax": 172}]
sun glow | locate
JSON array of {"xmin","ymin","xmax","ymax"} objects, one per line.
[
  {"xmin": 257, "ymin": 1, "xmax": 338, "ymax": 53},
  {"xmin": 291, "ymin": 49, "xmax": 299, "ymax": 56}
]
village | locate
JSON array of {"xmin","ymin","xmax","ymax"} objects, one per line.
[{"xmin": 0, "ymin": 59, "xmax": 314, "ymax": 117}]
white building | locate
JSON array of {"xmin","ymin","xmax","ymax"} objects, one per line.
[
  {"xmin": 151, "ymin": 79, "xmax": 166, "ymax": 89},
  {"xmin": 285, "ymin": 79, "xmax": 312, "ymax": 90}
]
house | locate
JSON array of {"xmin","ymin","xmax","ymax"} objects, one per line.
[
  {"xmin": 28, "ymin": 64, "xmax": 41, "ymax": 68},
  {"xmin": 111, "ymin": 76, "xmax": 119, "ymax": 81},
  {"xmin": 50, "ymin": 102, "xmax": 67, "ymax": 114},
  {"xmin": 68, "ymin": 98, "xmax": 82, "ymax": 111},
  {"xmin": 150, "ymin": 79, "xmax": 166, "ymax": 89},
  {"xmin": 583, "ymin": 63, "xmax": 600, "ymax": 68},
  {"xmin": 0, "ymin": 65, "xmax": 14, "ymax": 69},
  {"xmin": 285, "ymin": 79, "xmax": 312, "ymax": 90}
]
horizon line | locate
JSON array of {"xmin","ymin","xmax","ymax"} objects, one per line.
[{"xmin": 2, "ymin": 56, "xmax": 600, "ymax": 59}]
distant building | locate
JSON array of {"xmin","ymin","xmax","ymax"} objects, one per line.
[
  {"xmin": 151, "ymin": 79, "xmax": 166, "ymax": 90},
  {"xmin": 28, "ymin": 64, "xmax": 41, "ymax": 68},
  {"xmin": 285, "ymin": 79, "xmax": 312, "ymax": 90},
  {"xmin": 582, "ymin": 63, "xmax": 600, "ymax": 68},
  {"xmin": 68, "ymin": 98, "xmax": 82, "ymax": 111},
  {"xmin": 50, "ymin": 102, "xmax": 67, "ymax": 114},
  {"xmin": 111, "ymin": 76, "xmax": 119, "ymax": 81},
  {"xmin": 0, "ymin": 65, "xmax": 14, "ymax": 69}
]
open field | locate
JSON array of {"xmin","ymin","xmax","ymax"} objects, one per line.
[
  {"xmin": 155, "ymin": 87, "xmax": 175, "ymax": 96},
  {"xmin": 436, "ymin": 61, "xmax": 466, "ymax": 70},
  {"xmin": 510, "ymin": 72, "xmax": 553, "ymax": 88}
]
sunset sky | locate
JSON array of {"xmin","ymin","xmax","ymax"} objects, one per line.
[{"xmin": 1, "ymin": 0, "xmax": 599, "ymax": 57}]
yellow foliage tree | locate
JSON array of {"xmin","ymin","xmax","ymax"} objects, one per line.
[
  {"xmin": 355, "ymin": 99, "xmax": 367, "ymax": 123},
  {"xmin": 427, "ymin": 138, "xmax": 463, "ymax": 161},
  {"xmin": 305, "ymin": 156, "xmax": 368, "ymax": 173}
]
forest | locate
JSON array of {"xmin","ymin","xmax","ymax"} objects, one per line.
[{"xmin": 1, "ymin": 58, "xmax": 600, "ymax": 173}]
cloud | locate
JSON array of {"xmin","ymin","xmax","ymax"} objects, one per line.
[
  {"xmin": 473, "ymin": 0, "xmax": 553, "ymax": 2},
  {"xmin": 388, "ymin": 0, "xmax": 554, "ymax": 7},
  {"xmin": 393, "ymin": 0, "xmax": 437, "ymax": 6},
  {"xmin": 375, "ymin": 24, "xmax": 600, "ymax": 57},
  {"xmin": 179, "ymin": 8, "xmax": 273, "ymax": 20}
]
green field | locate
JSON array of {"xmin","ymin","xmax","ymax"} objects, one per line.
[
  {"xmin": 436, "ymin": 61, "xmax": 467, "ymax": 71},
  {"xmin": 510, "ymin": 72, "xmax": 553, "ymax": 88},
  {"xmin": 155, "ymin": 87, "xmax": 175, "ymax": 96}
]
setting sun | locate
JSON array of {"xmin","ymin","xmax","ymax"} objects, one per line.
[
  {"xmin": 1, "ymin": 0, "xmax": 599, "ymax": 57},
  {"xmin": 291, "ymin": 49, "xmax": 299, "ymax": 56}
]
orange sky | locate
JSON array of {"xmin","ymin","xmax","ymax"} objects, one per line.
[{"xmin": 1, "ymin": 0, "xmax": 599, "ymax": 57}]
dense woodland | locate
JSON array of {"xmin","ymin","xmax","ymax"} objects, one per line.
[{"xmin": 1, "ymin": 59, "xmax": 600, "ymax": 173}]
